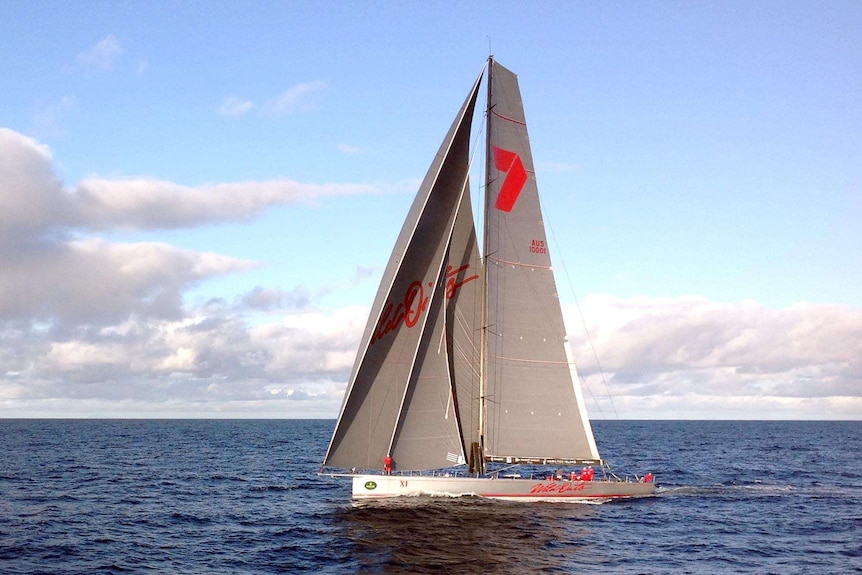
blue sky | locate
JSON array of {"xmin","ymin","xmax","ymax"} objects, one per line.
[{"xmin": 1, "ymin": 1, "xmax": 860, "ymax": 419}]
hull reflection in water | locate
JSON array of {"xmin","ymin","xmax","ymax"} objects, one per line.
[{"xmin": 340, "ymin": 497, "xmax": 602, "ymax": 573}]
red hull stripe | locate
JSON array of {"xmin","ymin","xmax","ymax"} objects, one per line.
[
  {"xmin": 477, "ymin": 493, "xmax": 632, "ymax": 498},
  {"xmin": 356, "ymin": 492, "xmax": 635, "ymax": 499}
]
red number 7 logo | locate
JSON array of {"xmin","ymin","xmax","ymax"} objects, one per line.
[{"xmin": 493, "ymin": 146, "xmax": 527, "ymax": 212}]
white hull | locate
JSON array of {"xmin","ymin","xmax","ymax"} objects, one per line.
[{"xmin": 351, "ymin": 474, "xmax": 654, "ymax": 502}]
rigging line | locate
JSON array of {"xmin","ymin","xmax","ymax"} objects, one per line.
[{"xmin": 540, "ymin": 195, "xmax": 618, "ymax": 420}]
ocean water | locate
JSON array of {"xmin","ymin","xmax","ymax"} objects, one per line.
[{"xmin": 1, "ymin": 420, "xmax": 859, "ymax": 574}]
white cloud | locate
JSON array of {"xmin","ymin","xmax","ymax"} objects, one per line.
[
  {"xmin": 337, "ymin": 143, "xmax": 363, "ymax": 154},
  {"xmin": 0, "ymin": 127, "xmax": 379, "ymax": 417},
  {"xmin": 71, "ymin": 177, "xmax": 380, "ymax": 229},
  {"xmin": 264, "ymin": 81, "xmax": 325, "ymax": 114},
  {"xmin": 0, "ymin": 236, "xmax": 253, "ymax": 324},
  {"xmin": 218, "ymin": 96, "xmax": 254, "ymax": 116},
  {"xmin": 76, "ymin": 34, "xmax": 123, "ymax": 72},
  {"xmin": 0, "ymin": 128, "xmax": 65, "ymax": 238},
  {"xmin": 240, "ymin": 286, "xmax": 310, "ymax": 311},
  {"xmin": 1, "ymin": 128, "xmax": 382, "ymax": 234},
  {"xmin": 565, "ymin": 295, "xmax": 862, "ymax": 419},
  {"xmin": 217, "ymin": 83, "xmax": 327, "ymax": 118}
]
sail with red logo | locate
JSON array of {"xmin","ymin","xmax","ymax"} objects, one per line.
[
  {"xmin": 322, "ymin": 71, "xmax": 484, "ymax": 473},
  {"xmin": 320, "ymin": 57, "xmax": 654, "ymax": 501},
  {"xmin": 482, "ymin": 59, "xmax": 601, "ymax": 468}
]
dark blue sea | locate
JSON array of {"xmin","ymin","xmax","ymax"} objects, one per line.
[{"xmin": 1, "ymin": 420, "xmax": 860, "ymax": 574}]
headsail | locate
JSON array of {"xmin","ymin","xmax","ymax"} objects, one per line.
[
  {"xmin": 482, "ymin": 58, "xmax": 601, "ymax": 464},
  {"xmin": 323, "ymin": 71, "xmax": 484, "ymax": 471},
  {"xmin": 390, "ymin": 188, "xmax": 483, "ymax": 470}
]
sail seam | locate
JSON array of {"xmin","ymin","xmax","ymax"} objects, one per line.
[
  {"xmin": 488, "ymin": 256, "xmax": 551, "ymax": 270},
  {"xmin": 491, "ymin": 109, "xmax": 526, "ymax": 126},
  {"xmin": 489, "ymin": 355, "xmax": 570, "ymax": 365}
]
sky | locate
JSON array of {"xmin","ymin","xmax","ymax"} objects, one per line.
[{"xmin": 1, "ymin": 1, "xmax": 860, "ymax": 420}]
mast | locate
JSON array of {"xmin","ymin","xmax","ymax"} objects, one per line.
[{"xmin": 473, "ymin": 55, "xmax": 495, "ymax": 476}]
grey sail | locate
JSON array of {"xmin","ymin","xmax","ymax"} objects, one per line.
[
  {"xmin": 444, "ymin": 188, "xmax": 483, "ymax": 461},
  {"xmin": 483, "ymin": 59, "xmax": 601, "ymax": 463},
  {"xmin": 323, "ymin": 72, "xmax": 483, "ymax": 471},
  {"xmin": 391, "ymin": 187, "xmax": 483, "ymax": 469}
]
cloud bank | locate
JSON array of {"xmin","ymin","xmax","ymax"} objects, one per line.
[
  {"xmin": 1, "ymin": 127, "xmax": 860, "ymax": 419},
  {"xmin": 567, "ymin": 296, "xmax": 862, "ymax": 420},
  {"xmin": 0, "ymin": 128, "xmax": 365, "ymax": 417}
]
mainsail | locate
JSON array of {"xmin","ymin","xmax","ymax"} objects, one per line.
[
  {"xmin": 323, "ymin": 58, "xmax": 601, "ymax": 474},
  {"xmin": 482, "ymin": 60, "xmax": 601, "ymax": 464}
]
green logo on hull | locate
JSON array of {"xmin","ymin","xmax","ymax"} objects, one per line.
[{"xmin": 364, "ymin": 481, "xmax": 377, "ymax": 490}]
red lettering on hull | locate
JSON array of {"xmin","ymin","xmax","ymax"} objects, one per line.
[{"xmin": 529, "ymin": 481, "xmax": 588, "ymax": 495}]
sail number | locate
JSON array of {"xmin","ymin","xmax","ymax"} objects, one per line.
[{"xmin": 529, "ymin": 240, "xmax": 547, "ymax": 255}]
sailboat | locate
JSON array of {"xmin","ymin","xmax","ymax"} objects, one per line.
[{"xmin": 320, "ymin": 57, "xmax": 655, "ymax": 501}]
